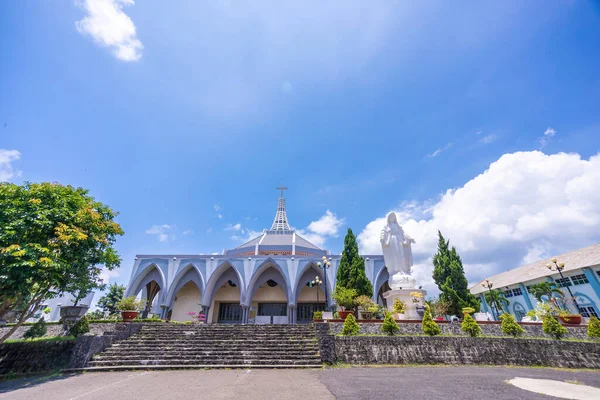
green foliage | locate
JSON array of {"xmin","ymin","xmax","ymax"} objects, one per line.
[
  {"xmin": 341, "ymin": 313, "xmax": 360, "ymax": 336},
  {"xmin": 391, "ymin": 299, "xmax": 405, "ymax": 314},
  {"xmin": 528, "ymin": 282, "xmax": 563, "ymax": 303},
  {"xmin": 0, "ymin": 182, "xmax": 123, "ymax": 343},
  {"xmin": 332, "ymin": 287, "xmax": 357, "ymax": 310},
  {"xmin": 543, "ymin": 315, "xmax": 568, "ymax": 340},
  {"xmin": 432, "ymin": 231, "xmax": 479, "ymax": 316},
  {"xmin": 97, "ymin": 283, "xmax": 126, "ymax": 317},
  {"xmin": 23, "ymin": 317, "xmax": 47, "ymax": 340},
  {"xmin": 86, "ymin": 309, "xmax": 106, "ymax": 320},
  {"xmin": 461, "ymin": 313, "xmax": 482, "ymax": 337},
  {"xmin": 588, "ymin": 316, "xmax": 600, "ymax": 339},
  {"xmin": 422, "ymin": 305, "xmax": 441, "ymax": 336},
  {"xmin": 5, "ymin": 336, "xmax": 75, "ymax": 344},
  {"xmin": 313, "ymin": 311, "xmax": 323, "ymax": 320},
  {"xmin": 500, "ymin": 313, "xmax": 525, "ymax": 337},
  {"xmin": 381, "ymin": 311, "xmax": 400, "ymax": 335},
  {"xmin": 68, "ymin": 316, "xmax": 90, "ymax": 337},
  {"xmin": 355, "ymin": 295, "xmax": 375, "ymax": 311},
  {"xmin": 335, "ymin": 229, "xmax": 373, "ymax": 297},
  {"xmin": 483, "ymin": 289, "xmax": 510, "ymax": 315},
  {"xmin": 462, "ymin": 307, "xmax": 475, "ymax": 315},
  {"xmin": 116, "ymin": 296, "xmax": 145, "ymax": 311}
]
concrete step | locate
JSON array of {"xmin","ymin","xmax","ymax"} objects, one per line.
[
  {"xmin": 66, "ymin": 364, "xmax": 322, "ymax": 372},
  {"xmin": 93, "ymin": 354, "xmax": 321, "ymax": 362},
  {"xmin": 101, "ymin": 347, "xmax": 319, "ymax": 355},
  {"xmin": 88, "ymin": 359, "xmax": 322, "ymax": 367}
]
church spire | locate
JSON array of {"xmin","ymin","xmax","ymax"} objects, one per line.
[{"xmin": 270, "ymin": 186, "xmax": 291, "ymax": 231}]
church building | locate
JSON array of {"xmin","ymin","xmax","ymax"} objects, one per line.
[{"xmin": 124, "ymin": 188, "xmax": 388, "ymax": 323}]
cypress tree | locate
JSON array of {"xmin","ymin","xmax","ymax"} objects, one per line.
[
  {"xmin": 336, "ymin": 228, "xmax": 373, "ymax": 297},
  {"xmin": 432, "ymin": 231, "xmax": 479, "ymax": 316}
]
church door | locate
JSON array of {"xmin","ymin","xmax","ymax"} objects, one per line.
[{"xmin": 217, "ymin": 303, "xmax": 243, "ymax": 323}]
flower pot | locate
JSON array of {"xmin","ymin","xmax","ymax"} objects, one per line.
[
  {"xmin": 559, "ymin": 314, "xmax": 582, "ymax": 325},
  {"xmin": 435, "ymin": 317, "xmax": 445, "ymax": 321},
  {"xmin": 121, "ymin": 311, "xmax": 139, "ymax": 322},
  {"xmin": 360, "ymin": 312, "xmax": 373, "ymax": 320},
  {"xmin": 60, "ymin": 305, "xmax": 89, "ymax": 322},
  {"xmin": 338, "ymin": 310, "xmax": 354, "ymax": 320}
]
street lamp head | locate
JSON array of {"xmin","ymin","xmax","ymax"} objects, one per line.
[
  {"xmin": 546, "ymin": 264, "xmax": 553, "ymax": 270},
  {"xmin": 558, "ymin": 262, "xmax": 565, "ymax": 268},
  {"xmin": 322, "ymin": 256, "xmax": 327, "ymax": 261},
  {"xmin": 326, "ymin": 262, "xmax": 331, "ymax": 267},
  {"xmin": 551, "ymin": 257, "xmax": 557, "ymax": 263},
  {"xmin": 317, "ymin": 262, "xmax": 321, "ymax": 267}
]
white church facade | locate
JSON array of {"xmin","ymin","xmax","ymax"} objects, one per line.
[{"xmin": 124, "ymin": 188, "xmax": 389, "ymax": 323}]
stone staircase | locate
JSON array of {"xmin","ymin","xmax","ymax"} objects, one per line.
[{"xmin": 84, "ymin": 324, "xmax": 322, "ymax": 370}]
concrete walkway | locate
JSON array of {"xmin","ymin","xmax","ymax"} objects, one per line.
[{"xmin": 1, "ymin": 366, "xmax": 599, "ymax": 400}]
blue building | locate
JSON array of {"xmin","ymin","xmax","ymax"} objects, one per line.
[
  {"xmin": 125, "ymin": 189, "xmax": 388, "ymax": 323},
  {"xmin": 470, "ymin": 243, "xmax": 600, "ymax": 321}
]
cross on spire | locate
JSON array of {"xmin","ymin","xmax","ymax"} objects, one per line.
[
  {"xmin": 270, "ymin": 186, "xmax": 291, "ymax": 231},
  {"xmin": 276, "ymin": 185, "xmax": 288, "ymax": 198}
]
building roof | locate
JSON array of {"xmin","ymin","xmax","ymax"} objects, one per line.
[
  {"xmin": 470, "ymin": 242, "xmax": 600, "ymax": 295},
  {"xmin": 225, "ymin": 188, "xmax": 324, "ymax": 256}
]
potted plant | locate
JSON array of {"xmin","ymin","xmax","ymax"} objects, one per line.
[
  {"xmin": 391, "ymin": 298, "xmax": 405, "ymax": 320},
  {"xmin": 332, "ymin": 287, "xmax": 357, "ymax": 320},
  {"xmin": 557, "ymin": 297, "xmax": 582, "ymax": 325},
  {"xmin": 313, "ymin": 311, "xmax": 323, "ymax": 321},
  {"xmin": 117, "ymin": 296, "xmax": 145, "ymax": 322},
  {"xmin": 355, "ymin": 295, "xmax": 376, "ymax": 320},
  {"xmin": 431, "ymin": 298, "xmax": 450, "ymax": 321}
]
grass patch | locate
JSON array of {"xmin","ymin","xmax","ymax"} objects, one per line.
[{"xmin": 3, "ymin": 336, "xmax": 75, "ymax": 344}]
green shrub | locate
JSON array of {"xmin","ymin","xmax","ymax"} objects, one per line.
[
  {"xmin": 461, "ymin": 313, "xmax": 481, "ymax": 337},
  {"xmin": 588, "ymin": 316, "xmax": 600, "ymax": 339},
  {"xmin": 461, "ymin": 307, "xmax": 475, "ymax": 315},
  {"xmin": 543, "ymin": 315, "xmax": 568, "ymax": 340},
  {"xmin": 341, "ymin": 313, "xmax": 360, "ymax": 336},
  {"xmin": 69, "ymin": 316, "xmax": 90, "ymax": 337},
  {"xmin": 333, "ymin": 287, "xmax": 358, "ymax": 310},
  {"xmin": 391, "ymin": 299, "xmax": 405, "ymax": 315},
  {"xmin": 116, "ymin": 296, "xmax": 145, "ymax": 311},
  {"xmin": 381, "ymin": 312, "xmax": 400, "ymax": 335},
  {"xmin": 23, "ymin": 317, "xmax": 47, "ymax": 340},
  {"xmin": 313, "ymin": 311, "xmax": 323, "ymax": 320},
  {"xmin": 500, "ymin": 313, "xmax": 525, "ymax": 337},
  {"xmin": 422, "ymin": 306, "xmax": 441, "ymax": 336}
]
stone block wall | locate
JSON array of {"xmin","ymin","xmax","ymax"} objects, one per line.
[
  {"xmin": 0, "ymin": 322, "xmax": 124, "ymax": 340},
  {"xmin": 335, "ymin": 336, "xmax": 600, "ymax": 368},
  {"xmin": 328, "ymin": 321, "xmax": 589, "ymax": 339}
]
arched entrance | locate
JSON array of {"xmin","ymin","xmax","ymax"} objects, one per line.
[
  {"xmin": 374, "ymin": 267, "xmax": 390, "ymax": 308},
  {"xmin": 246, "ymin": 261, "xmax": 290, "ymax": 323},
  {"xmin": 165, "ymin": 264, "xmax": 205, "ymax": 322},
  {"xmin": 295, "ymin": 263, "xmax": 328, "ymax": 323},
  {"xmin": 125, "ymin": 264, "xmax": 166, "ymax": 318},
  {"xmin": 203, "ymin": 264, "xmax": 244, "ymax": 324}
]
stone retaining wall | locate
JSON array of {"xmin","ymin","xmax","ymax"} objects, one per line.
[
  {"xmin": 0, "ymin": 322, "xmax": 123, "ymax": 340},
  {"xmin": 0, "ymin": 323, "xmax": 142, "ymax": 375},
  {"xmin": 328, "ymin": 321, "xmax": 589, "ymax": 339},
  {"xmin": 335, "ymin": 336, "xmax": 600, "ymax": 368}
]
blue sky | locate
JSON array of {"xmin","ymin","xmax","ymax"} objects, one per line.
[{"xmin": 1, "ymin": 1, "xmax": 600, "ymax": 294}]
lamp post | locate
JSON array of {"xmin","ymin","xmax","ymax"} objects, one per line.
[
  {"xmin": 311, "ymin": 276, "xmax": 323, "ymax": 305},
  {"xmin": 481, "ymin": 279, "xmax": 498, "ymax": 321},
  {"xmin": 317, "ymin": 256, "xmax": 332, "ymax": 311},
  {"xmin": 546, "ymin": 258, "xmax": 579, "ymax": 312}
]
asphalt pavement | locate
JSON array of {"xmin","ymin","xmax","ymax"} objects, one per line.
[{"xmin": 0, "ymin": 366, "xmax": 599, "ymax": 400}]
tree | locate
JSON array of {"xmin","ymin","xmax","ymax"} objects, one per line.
[
  {"xmin": 432, "ymin": 231, "xmax": 479, "ymax": 316},
  {"xmin": 500, "ymin": 313, "xmax": 525, "ymax": 337},
  {"xmin": 0, "ymin": 182, "xmax": 123, "ymax": 343},
  {"xmin": 341, "ymin": 313, "xmax": 360, "ymax": 336},
  {"xmin": 23, "ymin": 317, "xmax": 47, "ymax": 340},
  {"xmin": 483, "ymin": 289, "xmax": 510, "ymax": 315},
  {"xmin": 335, "ymin": 229, "xmax": 372, "ymax": 297},
  {"xmin": 461, "ymin": 313, "xmax": 482, "ymax": 337},
  {"xmin": 528, "ymin": 282, "xmax": 563, "ymax": 304},
  {"xmin": 422, "ymin": 305, "xmax": 441, "ymax": 336},
  {"xmin": 97, "ymin": 283, "xmax": 126, "ymax": 317},
  {"xmin": 381, "ymin": 311, "xmax": 400, "ymax": 335},
  {"xmin": 588, "ymin": 316, "xmax": 600, "ymax": 339}
]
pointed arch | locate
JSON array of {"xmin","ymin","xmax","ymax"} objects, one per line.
[
  {"xmin": 373, "ymin": 266, "xmax": 390, "ymax": 305},
  {"xmin": 201, "ymin": 262, "xmax": 245, "ymax": 307},
  {"xmin": 294, "ymin": 261, "xmax": 332, "ymax": 306},
  {"xmin": 125, "ymin": 263, "xmax": 166, "ymax": 298},
  {"xmin": 245, "ymin": 259, "xmax": 291, "ymax": 306},
  {"xmin": 165, "ymin": 263, "xmax": 205, "ymax": 308}
]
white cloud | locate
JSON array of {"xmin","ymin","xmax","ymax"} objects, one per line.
[
  {"xmin": 99, "ymin": 267, "xmax": 120, "ymax": 284},
  {"xmin": 225, "ymin": 223, "xmax": 242, "ymax": 231},
  {"xmin": 428, "ymin": 143, "xmax": 453, "ymax": 158},
  {"xmin": 231, "ymin": 228, "xmax": 263, "ymax": 243},
  {"xmin": 145, "ymin": 224, "xmax": 174, "ymax": 242},
  {"xmin": 183, "ymin": 229, "xmax": 194, "ymax": 236},
  {"xmin": 297, "ymin": 210, "xmax": 344, "ymax": 248},
  {"xmin": 75, "ymin": 0, "xmax": 143, "ymax": 62},
  {"xmin": 358, "ymin": 151, "xmax": 600, "ymax": 294},
  {"xmin": 217, "ymin": 214, "xmax": 223, "ymax": 219},
  {"xmin": 479, "ymin": 134, "xmax": 496, "ymax": 144},
  {"xmin": 0, "ymin": 149, "xmax": 21, "ymax": 181},
  {"xmin": 213, "ymin": 205, "xmax": 221, "ymax": 212},
  {"xmin": 539, "ymin": 127, "xmax": 557, "ymax": 148}
]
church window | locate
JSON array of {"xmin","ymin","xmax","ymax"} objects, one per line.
[
  {"xmin": 266, "ymin": 279, "xmax": 278, "ymax": 287},
  {"xmin": 570, "ymin": 274, "xmax": 589, "ymax": 285},
  {"xmin": 555, "ymin": 277, "xmax": 572, "ymax": 287},
  {"xmin": 228, "ymin": 280, "xmax": 237, "ymax": 287},
  {"xmin": 578, "ymin": 306, "xmax": 598, "ymax": 318}
]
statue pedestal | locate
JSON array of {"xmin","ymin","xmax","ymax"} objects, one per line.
[{"xmin": 383, "ymin": 288, "xmax": 427, "ymax": 320}]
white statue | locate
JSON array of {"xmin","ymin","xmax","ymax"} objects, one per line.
[{"xmin": 380, "ymin": 212, "xmax": 414, "ymax": 275}]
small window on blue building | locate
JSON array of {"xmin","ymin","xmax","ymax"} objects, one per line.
[
  {"xmin": 578, "ymin": 306, "xmax": 599, "ymax": 318},
  {"xmin": 570, "ymin": 274, "xmax": 589, "ymax": 285},
  {"xmin": 554, "ymin": 277, "xmax": 572, "ymax": 287}
]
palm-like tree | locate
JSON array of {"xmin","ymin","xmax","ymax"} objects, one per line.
[
  {"xmin": 528, "ymin": 282, "xmax": 563, "ymax": 303},
  {"xmin": 483, "ymin": 288, "xmax": 510, "ymax": 315}
]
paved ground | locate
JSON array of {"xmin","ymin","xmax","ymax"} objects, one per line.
[{"xmin": 1, "ymin": 366, "xmax": 599, "ymax": 400}]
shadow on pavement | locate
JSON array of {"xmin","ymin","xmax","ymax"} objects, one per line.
[{"xmin": 0, "ymin": 372, "xmax": 78, "ymax": 394}]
